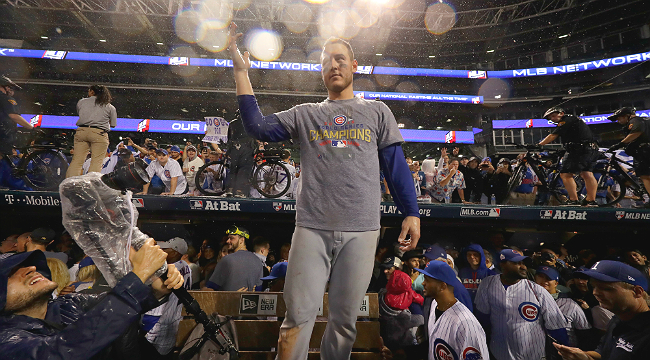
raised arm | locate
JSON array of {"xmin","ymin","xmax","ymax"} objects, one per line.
[{"xmin": 228, "ymin": 22, "xmax": 291, "ymax": 143}]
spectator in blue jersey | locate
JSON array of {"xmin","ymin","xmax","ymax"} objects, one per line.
[
  {"xmin": 508, "ymin": 159, "xmax": 539, "ymax": 205},
  {"xmin": 458, "ymin": 244, "xmax": 497, "ymax": 303}
]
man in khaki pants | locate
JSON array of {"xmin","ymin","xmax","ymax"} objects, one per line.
[{"xmin": 66, "ymin": 85, "xmax": 116, "ymax": 177}]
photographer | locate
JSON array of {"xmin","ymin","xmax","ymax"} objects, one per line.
[
  {"xmin": 0, "ymin": 240, "xmax": 184, "ymax": 360},
  {"xmin": 538, "ymin": 107, "xmax": 599, "ymax": 206},
  {"xmin": 607, "ymin": 107, "xmax": 650, "ymax": 208}
]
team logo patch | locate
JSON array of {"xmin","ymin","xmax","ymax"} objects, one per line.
[
  {"xmin": 433, "ymin": 339, "xmax": 458, "ymax": 360},
  {"xmin": 331, "ymin": 140, "xmax": 348, "ymax": 148},
  {"xmin": 273, "ymin": 202, "xmax": 283, "ymax": 211},
  {"xmin": 131, "ymin": 198, "xmax": 144, "ymax": 208},
  {"xmin": 462, "ymin": 347, "xmax": 483, "ymax": 360},
  {"xmin": 189, "ymin": 200, "xmax": 203, "ymax": 210},
  {"xmin": 628, "ymin": 123, "xmax": 633, "ymax": 130},
  {"xmin": 616, "ymin": 211, "xmax": 625, "ymax": 220},
  {"xmin": 518, "ymin": 302, "xmax": 539, "ymax": 322},
  {"xmin": 164, "ymin": 170, "xmax": 171, "ymax": 178},
  {"xmin": 8, "ymin": 99, "xmax": 17, "ymax": 105},
  {"xmin": 333, "ymin": 114, "xmax": 348, "ymax": 126}
]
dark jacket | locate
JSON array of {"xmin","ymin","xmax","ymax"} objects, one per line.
[
  {"xmin": 458, "ymin": 244, "xmax": 497, "ymax": 302},
  {"xmin": 0, "ymin": 251, "xmax": 160, "ymax": 360}
]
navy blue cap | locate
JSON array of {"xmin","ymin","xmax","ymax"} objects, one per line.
[
  {"xmin": 0, "ymin": 250, "xmax": 51, "ymax": 312},
  {"xmin": 155, "ymin": 148, "xmax": 168, "ymax": 155},
  {"xmin": 380, "ymin": 256, "xmax": 402, "ymax": 269},
  {"xmin": 416, "ymin": 260, "xmax": 459, "ymax": 288},
  {"xmin": 424, "ymin": 245, "xmax": 447, "ymax": 261},
  {"xmin": 499, "ymin": 249, "xmax": 528, "ymax": 263},
  {"xmin": 79, "ymin": 257, "xmax": 95, "ymax": 269},
  {"xmin": 261, "ymin": 262, "xmax": 287, "ymax": 281},
  {"xmin": 536, "ymin": 266, "xmax": 559, "ymax": 281},
  {"xmin": 580, "ymin": 260, "xmax": 648, "ymax": 291},
  {"xmin": 170, "ymin": 145, "xmax": 181, "ymax": 153}
]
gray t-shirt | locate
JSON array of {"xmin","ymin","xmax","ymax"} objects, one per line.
[
  {"xmin": 76, "ymin": 96, "xmax": 117, "ymax": 131},
  {"xmin": 275, "ymin": 97, "xmax": 403, "ymax": 231},
  {"xmin": 207, "ymin": 250, "xmax": 263, "ymax": 291}
]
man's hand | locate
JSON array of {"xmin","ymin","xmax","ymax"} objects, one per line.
[
  {"xmin": 58, "ymin": 284, "xmax": 75, "ymax": 296},
  {"xmin": 398, "ymin": 216, "xmax": 420, "ymax": 252},
  {"xmin": 129, "ymin": 238, "xmax": 167, "ymax": 283},
  {"xmin": 228, "ymin": 22, "xmax": 250, "ymax": 72},
  {"xmin": 160, "ymin": 192, "xmax": 172, "ymax": 196},
  {"xmin": 151, "ymin": 263, "xmax": 184, "ymax": 299},
  {"xmin": 440, "ymin": 147, "xmax": 447, "ymax": 157},
  {"xmin": 452, "ymin": 147, "xmax": 459, "ymax": 156},
  {"xmin": 552, "ymin": 343, "xmax": 595, "ymax": 360}
]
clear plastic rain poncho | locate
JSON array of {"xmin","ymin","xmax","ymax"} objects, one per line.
[{"xmin": 59, "ymin": 172, "xmax": 166, "ymax": 287}]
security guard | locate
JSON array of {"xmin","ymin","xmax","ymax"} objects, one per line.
[
  {"xmin": 0, "ymin": 75, "xmax": 33, "ymax": 157},
  {"xmin": 539, "ymin": 107, "xmax": 599, "ymax": 206},
  {"xmin": 226, "ymin": 110, "xmax": 256, "ymax": 197},
  {"xmin": 607, "ymin": 107, "xmax": 650, "ymax": 208}
]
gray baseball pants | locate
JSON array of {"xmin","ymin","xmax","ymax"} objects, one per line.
[{"xmin": 276, "ymin": 226, "xmax": 379, "ymax": 360}]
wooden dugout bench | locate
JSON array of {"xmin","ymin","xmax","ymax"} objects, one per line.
[{"xmin": 176, "ymin": 291, "xmax": 380, "ymax": 360}]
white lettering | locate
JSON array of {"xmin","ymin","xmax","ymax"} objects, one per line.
[
  {"xmin": 566, "ymin": 65, "xmax": 576, "ymax": 72},
  {"xmin": 214, "ymin": 59, "xmax": 231, "ymax": 67},
  {"xmin": 642, "ymin": 52, "xmax": 650, "ymax": 61},
  {"xmin": 553, "ymin": 66, "xmax": 566, "ymax": 74},
  {"xmin": 626, "ymin": 54, "xmax": 641, "ymax": 63},
  {"xmin": 4, "ymin": 194, "xmax": 14, "ymax": 205},
  {"xmin": 513, "ymin": 69, "xmax": 527, "ymax": 77},
  {"xmin": 592, "ymin": 59, "xmax": 611, "ymax": 68},
  {"xmin": 611, "ymin": 57, "xmax": 626, "ymax": 65},
  {"xmin": 261, "ymin": 62, "xmax": 269, "ymax": 69}
]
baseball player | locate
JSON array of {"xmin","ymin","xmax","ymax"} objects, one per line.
[
  {"xmin": 418, "ymin": 260, "xmax": 489, "ymax": 360},
  {"xmin": 227, "ymin": 23, "xmax": 420, "ymax": 360},
  {"xmin": 475, "ymin": 249, "xmax": 569, "ymax": 360},
  {"xmin": 535, "ymin": 266, "xmax": 591, "ymax": 347}
]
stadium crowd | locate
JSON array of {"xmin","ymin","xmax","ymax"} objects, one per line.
[{"xmin": 0, "ymin": 224, "xmax": 648, "ymax": 359}]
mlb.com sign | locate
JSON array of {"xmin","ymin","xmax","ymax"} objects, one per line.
[{"xmin": 460, "ymin": 208, "xmax": 500, "ymax": 217}]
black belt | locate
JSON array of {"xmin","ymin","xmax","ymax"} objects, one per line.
[{"xmin": 78, "ymin": 125, "xmax": 108, "ymax": 131}]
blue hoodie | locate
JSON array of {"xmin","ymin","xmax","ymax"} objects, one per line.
[
  {"xmin": 458, "ymin": 244, "xmax": 497, "ymax": 301},
  {"xmin": 0, "ymin": 251, "xmax": 160, "ymax": 360}
]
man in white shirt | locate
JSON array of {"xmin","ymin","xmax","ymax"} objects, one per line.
[
  {"xmin": 182, "ymin": 145, "xmax": 204, "ymax": 194},
  {"xmin": 140, "ymin": 148, "xmax": 188, "ymax": 195}
]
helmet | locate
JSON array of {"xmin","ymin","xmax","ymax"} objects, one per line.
[
  {"xmin": 543, "ymin": 107, "xmax": 564, "ymax": 120},
  {"xmin": 607, "ymin": 107, "xmax": 636, "ymax": 121},
  {"xmin": 0, "ymin": 75, "xmax": 22, "ymax": 90}
]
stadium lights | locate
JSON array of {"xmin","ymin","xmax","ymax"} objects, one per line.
[
  {"xmin": 156, "ymin": 42, "xmax": 164, "ymax": 45},
  {"xmin": 397, "ymin": 123, "xmax": 405, "ymax": 128},
  {"xmin": 486, "ymin": 50, "xmax": 495, "ymax": 53},
  {"xmin": 446, "ymin": 119, "xmax": 452, "ymax": 122},
  {"xmin": 99, "ymin": 39, "xmax": 107, "ymax": 42},
  {"xmin": 41, "ymin": 36, "xmax": 48, "ymax": 39},
  {"xmin": 429, "ymin": 55, "xmax": 436, "ymax": 58},
  {"xmin": 558, "ymin": 34, "xmax": 569, "ymax": 38},
  {"xmin": 376, "ymin": 53, "xmax": 382, "ymax": 56}
]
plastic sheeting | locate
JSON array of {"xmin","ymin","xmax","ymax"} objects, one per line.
[{"xmin": 59, "ymin": 172, "xmax": 166, "ymax": 287}]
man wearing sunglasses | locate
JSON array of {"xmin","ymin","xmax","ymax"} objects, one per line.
[{"xmin": 203, "ymin": 226, "xmax": 263, "ymax": 292}]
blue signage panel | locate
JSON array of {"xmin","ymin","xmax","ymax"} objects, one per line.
[
  {"xmin": 22, "ymin": 114, "xmax": 474, "ymax": 143},
  {"xmin": 2, "ymin": 47, "xmax": 648, "ymax": 79},
  {"xmin": 492, "ymin": 109, "xmax": 650, "ymax": 129},
  {"xmin": 355, "ymin": 91, "xmax": 483, "ymax": 104}
]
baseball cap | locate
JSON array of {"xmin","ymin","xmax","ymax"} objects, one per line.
[
  {"xmin": 157, "ymin": 237, "xmax": 188, "ymax": 255},
  {"xmin": 0, "ymin": 250, "xmax": 51, "ymax": 311},
  {"xmin": 79, "ymin": 257, "xmax": 95, "ymax": 269},
  {"xmin": 468, "ymin": 157, "xmax": 479, "ymax": 163},
  {"xmin": 261, "ymin": 262, "xmax": 288, "ymax": 281},
  {"xmin": 0, "ymin": 75, "xmax": 22, "ymax": 90},
  {"xmin": 579, "ymin": 260, "xmax": 648, "ymax": 291},
  {"xmin": 543, "ymin": 106, "xmax": 564, "ymax": 120},
  {"xmin": 155, "ymin": 148, "xmax": 168, "ymax": 155},
  {"xmin": 170, "ymin": 145, "xmax": 181, "ymax": 153},
  {"xmin": 415, "ymin": 260, "xmax": 459, "ymax": 288},
  {"xmin": 30, "ymin": 228, "xmax": 56, "ymax": 244},
  {"xmin": 186, "ymin": 145, "xmax": 197, "ymax": 151},
  {"xmin": 380, "ymin": 256, "xmax": 402, "ymax": 269},
  {"xmin": 498, "ymin": 158, "xmax": 511, "ymax": 165},
  {"xmin": 536, "ymin": 266, "xmax": 559, "ymax": 282},
  {"xmin": 499, "ymin": 249, "xmax": 528, "ymax": 263},
  {"xmin": 481, "ymin": 157, "xmax": 491, "ymax": 163},
  {"xmin": 607, "ymin": 107, "xmax": 636, "ymax": 121},
  {"xmin": 402, "ymin": 250, "xmax": 423, "ymax": 261},
  {"xmin": 424, "ymin": 245, "xmax": 447, "ymax": 261}
]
